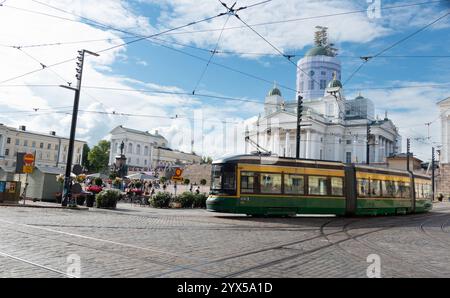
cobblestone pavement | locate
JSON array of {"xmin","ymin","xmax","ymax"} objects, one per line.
[{"xmin": 0, "ymin": 202, "xmax": 449, "ymax": 278}]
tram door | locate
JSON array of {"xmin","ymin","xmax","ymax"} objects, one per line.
[{"xmin": 344, "ymin": 166, "xmax": 357, "ymax": 216}]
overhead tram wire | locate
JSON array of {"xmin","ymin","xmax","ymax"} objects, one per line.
[
  {"xmin": 343, "ymin": 10, "xmax": 450, "ymax": 86},
  {"xmin": 11, "ymin": 47, "xmax": 110, "ymax": 109},
  {"xmin": 0, "ymin": 10, "xmax": 229, "ymax": 85},
  {"xmin": 1, "ymin": 1, "xmax": 448, "ymax": 59},
  {"xmin": 163, "ymin": 0, "xmax": 449, "ymax": 36},
  {"xmin": 28, "ymin": 0, "xmax": 297, "ymax": 94},
  {"xmin": 218, "ymin": 1, "xmax": 321, "ymax": 91},
  {"xmin": 192, "ymin": 14, "xmax": 232, "ymax": 95}
]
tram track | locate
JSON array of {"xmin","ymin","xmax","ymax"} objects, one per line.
[
  {"xmin": 418, "ymin": 213, "xmax": 450, "ymax": 247},
  {"xmin": 1, "ymin": 205, "xmax": 449, "ymax": 278},
  {"xmin": 0, "ymin": 251, "xmax": 77, "ymax": 278},
  {"xmin": 221, "ymin": 211, "xmax": 450, "ymax": 278},
  {"xmin": 0, "ymin": 223, "xmax": 223, "ymax": 278}
]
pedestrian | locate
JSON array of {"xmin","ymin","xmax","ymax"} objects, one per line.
[
  {"xmin": 190, "ymin": 184, "xmax": 193, "ymax": 193},
  {"xmin": 195, "ymin": 186, "xmax": 200, "ymax": 195}
]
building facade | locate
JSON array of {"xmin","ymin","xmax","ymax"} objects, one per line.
[
  {"xmin": 247, "ymin": 29, "xmax": 401, "ymax": 164},
  {"xmin": 437, "ymin": 97, "xmax": 450, "ymax": 197},
  {"xmin": 0, "ymin": 124, "xmax": 85, "ymax": 171},
  {"xmin": 109, "ymin": 126, "xmax": 201, "ymax": 171}
]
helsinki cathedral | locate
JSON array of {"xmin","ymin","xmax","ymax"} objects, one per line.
[{"xmin": 246, "ymin": 27, "xmax": 402, "ymax": 164}]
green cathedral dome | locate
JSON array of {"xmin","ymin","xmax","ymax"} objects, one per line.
[{"xmin": 305, "ymin": 46, "xmax": 332, "ymax": 57}]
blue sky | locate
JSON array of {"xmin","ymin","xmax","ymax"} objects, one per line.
[{"xmin": 1, "ymin": 0, "xmax": 450, "ymax": 160}]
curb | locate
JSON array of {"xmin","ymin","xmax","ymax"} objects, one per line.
[{"xmin": 0, "ymin": 204, "xmax": 90, "ymax": 210}]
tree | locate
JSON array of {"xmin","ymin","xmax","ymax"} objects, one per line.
[
  {"xmin": 88, "ymin": 140, "xmax": 110, "ymax": 173},
  {"xmin": 201, "ymin": 156, "xmax": 213, "ymax": 164},
  {"xmin": 81, "ymin": 144, "xmax": 91, "ymax": 172}
]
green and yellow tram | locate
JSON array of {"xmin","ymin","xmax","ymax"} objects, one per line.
[{"xmin": 206, "ymin": 154, "xmax": 433, "ymax": 216}]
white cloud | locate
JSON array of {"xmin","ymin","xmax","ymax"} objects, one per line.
[{"xmin": 0, "ymin": 0, "xmax": 447, "ymax": 161}]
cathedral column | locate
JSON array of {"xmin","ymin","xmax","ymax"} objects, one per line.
[
  {"xmin": 306, "ymin": 130, "xmax": 312, "ymax": 159},
  {"xmin": 285, "ymin": 131, "xmax": 290, "ymax": 158}
]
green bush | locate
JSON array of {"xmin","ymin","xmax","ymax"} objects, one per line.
[
  {"xmin": 159, "ymin": 177, "xmax": 167, "ymax": 184},
  {"xmin": 175, "ymin": 192, "xmax": 195, "ymax": 208},
  {"xmin": 150, "ymin": 192, "xmax": 172, "ymax": 208},
  {"xmin": 200, "ymin": 179, "xmax": 207, "ymax": 186},
  {"xmin": 94, "ymin": 177, "xmax": 103, "ymax": 186},
  {"xmin": 183, "ymin": 179, "xmax": 190, "ymax": 185},
  {"xmin": 193, "ymin": 193, "xmax": 208, "ymax": 208},
  {"xmin": 96, "ymin": 189, "xmax": 121, "ymax": 209}
]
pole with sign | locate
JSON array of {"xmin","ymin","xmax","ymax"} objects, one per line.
[{"xmin": 21, "ymin": 153, "xmax": 34, "ymax": 205}]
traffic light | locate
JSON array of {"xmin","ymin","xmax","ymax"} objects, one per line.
[{"xmin": 297, "ymin": 95, "xmax": 303, "ymax": 116}]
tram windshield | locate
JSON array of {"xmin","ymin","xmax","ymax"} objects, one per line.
[{"xmin": 210, "ymin": 164, "xmax": 236, "ymax": 195}]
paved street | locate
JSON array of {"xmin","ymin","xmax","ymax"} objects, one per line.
[{"xmin": 0, "ymin": 202, "xmax": 449, "ymax": 278}]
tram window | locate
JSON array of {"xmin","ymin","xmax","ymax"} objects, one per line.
[
  {"xmin": 309, "ymin": 176, "xmax": 328, "ymax": 196},
  {"xmin": 260, "ymin": 173, "xmax": 282, "ymax": 194},
  {"xmin": 211, "ymin": 166, "xmax": 223, "ymax": 191},
  {"xmin": 424, "ymin": 184, "xmax": 432, "ymax": 199},
  {"xmin": 370, "ymin": 180, "xmax": 382, "ymax": 197},
  {"xmin": 400, "ymin": 182, "xmax": 411, "ymax": 198},
  {"xmin": 357, "ymin": 179, "xmax": 369, "ymax": 197},
  {"xmin": 383, "ymin": 181, "xmax": 396, "ymax": 197},
  {"xmin": 241, "ymin": 172, "xmax": 256, "ymax": 193},
  {"xmin": 285, "ymin": 174, "xmax": 305, "ymax": 195},
  {"xmin": 415, "ymin": 184, "xmax": 423, "ymax": 199},
  {"xmin": 331, "ymin": 177, "xmax": 343, "ymax": 196},
  {"xmin": 223, "ymin": 170, "xmax": 236, "ymax": 190},
  {"xmin": 210, "ymin": 165, "xmax": 236, "ymax": 195}
]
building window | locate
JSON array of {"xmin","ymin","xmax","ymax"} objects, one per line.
[
  {"xmin": 144, "ymin": 146, "xmax": 149, "ymax": 156},
  {"xmin": 136, "ymin": 145, "xmax": 141, "ymax": 155},
  {"xmin": 321, "ymin": 71, "xmax": 326, "ymax": 76},
  {"xmin": 144, "ymin": 160, "xmax": 147, "ymax": 166},
  {"xmin": 320, "ymin": 80, "xmax": 327, "ymax": 89},
  {"xmin": 32, "ymin": 141, "xmax": 36, "ymax": 148},
  {"xmin": 24, "ymin": 140, "xmax": 28, "ymax": 147},
  {"xmin": 346, "ymin": 140, "xmax": 352, "ymax": 145},
  {"xmin": 38, "ymin": 151, "xmax": 43, "ymax": 160},
  {"xmin": 48, "ymin": 144, "xmax": 51, "ymax": 150},
  {"xmin": 346, "ymin": 152, "xmax": 352, "ymax": 164},
  {"xmin": 5, "ymin": 149, "xmax": 9, "ymax": 156},
  {"xmin": 128, "ymin": 143, "xmax": 133, "ymax": 154},
  {"xmin": 55, "ymin": 144, "xmax": 59, "ymax": 150},
  {"xmin": 15, "ymin": 139, "xmax": 19, "ymax": 146},
  {"xmin": 309, "ymin": 80, "xmax": 315, "ymax": 90},
  {"xmin": 284, "ymin": 174, "xmax": 305, "ymax": 195},
  {"xmin": 6, "ymin": 138, "xmax": 11, "ymax": 144},
  {"xmin": 308, "ymin": 176, "xmax": 328, "ymax": 196},
  {"xmin": 40, "ymin": 143, "xmax": 44, "ymax": 149}
]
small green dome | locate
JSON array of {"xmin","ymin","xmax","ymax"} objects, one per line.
[
  {"xmin": 328, "ymin": 79, "xmax": 342, "ymax": 88},
  {"xmin": 305, "ymin": 46, "xmax": 331, "ymax": 57},
  {"xmin": 268, "ymin": 83, "xmax": 282, "ymax": 97},
  {"xmin": 327, "ymin": 71, "xmax": 342, "ymax": 88}
]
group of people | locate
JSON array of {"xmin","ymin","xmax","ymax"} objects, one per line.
[{"xmin": 124, "ymin": 179, "xmax": 202, "ymax": 197}]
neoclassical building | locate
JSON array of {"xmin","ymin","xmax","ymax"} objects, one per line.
[
  {"xmin": 246, "ymin": 29, "xmax": 401, "ymax": 164},
  {"xmin": 109, "ymin": 126, "xmax": 201, "ymax": 171},
  {"xmin": 437, "ymin": 97, "xmax": 450, "ymax": 197}
]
